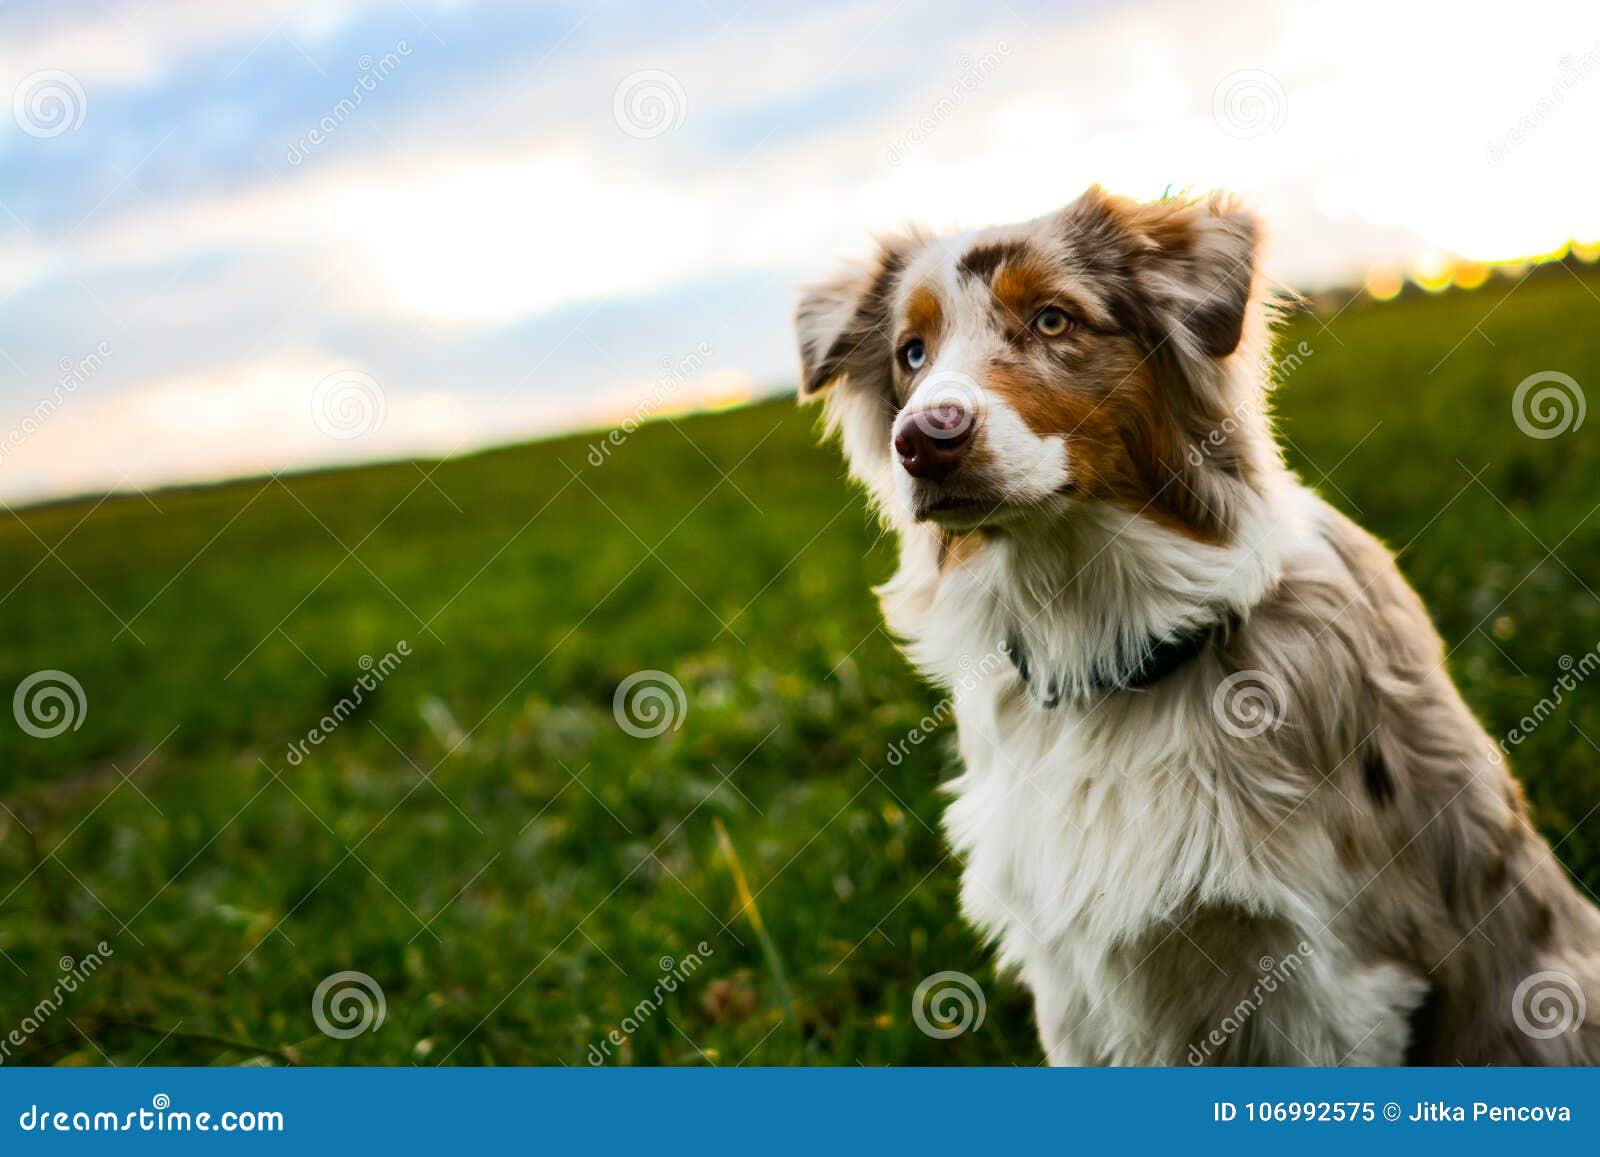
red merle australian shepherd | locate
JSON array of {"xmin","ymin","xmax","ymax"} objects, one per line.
[{"xmin": 794, "ymin": 186, "xmax": 1600, "ymax": 1065}]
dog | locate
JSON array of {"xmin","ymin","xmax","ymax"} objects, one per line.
[{"xmin": 794, "ymin": 186, "xmax": 1600, "ymax": 1065}]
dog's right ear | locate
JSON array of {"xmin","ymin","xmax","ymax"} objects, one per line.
[{"xmin": 794, "ymin": 237, "xmax": 912, "ymax": 399}]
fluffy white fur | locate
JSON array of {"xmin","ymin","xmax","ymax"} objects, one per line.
[{"xmin": 796, "ymin": 188, "xmax": 1600, "ymax": 1065}]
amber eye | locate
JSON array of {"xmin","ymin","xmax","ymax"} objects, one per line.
[{"xmin": 1033, "ymin": 306, "xmax": 1073, "ymax": 338}]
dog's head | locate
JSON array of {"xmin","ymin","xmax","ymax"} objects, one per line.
[{"xmin": 796, "ymin": 187, "xmax": 1272, "ymax": 542}]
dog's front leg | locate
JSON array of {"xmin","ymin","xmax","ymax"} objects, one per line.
[{"xmin": 1022, "ymin": 963, "xmax": 1094, "ymax": 1065}]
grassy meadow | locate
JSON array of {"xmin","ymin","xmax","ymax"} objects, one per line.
[{"xmin": 2, "ymin": 266, "xmax": 1599, "ymax": 1066}]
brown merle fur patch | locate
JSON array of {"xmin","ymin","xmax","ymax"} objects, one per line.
[
  {"xmin": 958, "ymin": 240, "xmax": 1028, "ymax": 284},
  {"xmin": 984, "ymin": 342, "xmax": 1228, "ymax": 544},
  {"xmin": 904, "ymin": 285, "xmax": 943, "ymax": 346}
]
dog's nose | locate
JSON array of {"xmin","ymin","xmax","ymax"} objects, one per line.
[{"xmin": 894, "ymin": 404, "xmax": 973, "ymax": 481}]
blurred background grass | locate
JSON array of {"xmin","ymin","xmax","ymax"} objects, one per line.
[{"xmin": 2, "ymin": 268, "xmax": 1599, "ymax": 1065}]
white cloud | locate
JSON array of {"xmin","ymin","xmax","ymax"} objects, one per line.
[
  {"xmin": 5, "ymin": 0, "xmax": 1600, "ymax": 501},
  {"xmin": 0, "ymin": 0, "xmax": 380, "ymax": 91}
]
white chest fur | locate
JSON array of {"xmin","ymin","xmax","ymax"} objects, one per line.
[
  {"xmin": 942, "ymin": 667, "xmax": 1267, "ymax": 962},
  {"xmin": 937, "ymin": 664, "xmax": 1422, "ymax": 1066},
  {"xmin": 881, "ymin": 490, "xmax": 1427, "ymax": 1063}
]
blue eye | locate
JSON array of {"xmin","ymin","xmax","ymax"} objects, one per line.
[{"xmin": 903, "ymin": 339, "xmax": 926, "ymax": 371}]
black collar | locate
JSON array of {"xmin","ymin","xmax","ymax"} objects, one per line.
[{"xmin": 1004, "ymin": 614, "xmax": 1235, "ymax": 708}]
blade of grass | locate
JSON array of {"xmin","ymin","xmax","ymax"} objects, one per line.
[{"xmin": 712, "ymin": 817, "xmax": 796, "ymax": 1031}]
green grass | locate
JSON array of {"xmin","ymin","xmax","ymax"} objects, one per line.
[{"xmin": 2, "ymin": 267, "xmax": 1599, "ymax": 1066}]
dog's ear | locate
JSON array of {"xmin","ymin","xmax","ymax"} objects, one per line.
[
  {"xmin": 795, "ymin": 236, "xmax": 913, "ymax": 399},
  {"xmin": 1064, "ymin": 186, "xmax": 1262, "ymax": 363}
]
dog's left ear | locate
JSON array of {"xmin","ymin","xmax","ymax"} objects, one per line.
[
  {"xmin": 1066, "ymin": 186, "xmax": 1262, "ymax": 362},
  {"xmin": 794, "ymin": 236, "xmax": 913, "ymax": 399}
]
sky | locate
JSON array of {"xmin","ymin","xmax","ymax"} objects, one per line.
[{"xmin": 2, "ymin": 0, "xmax": 1598, "ymax": 503}]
